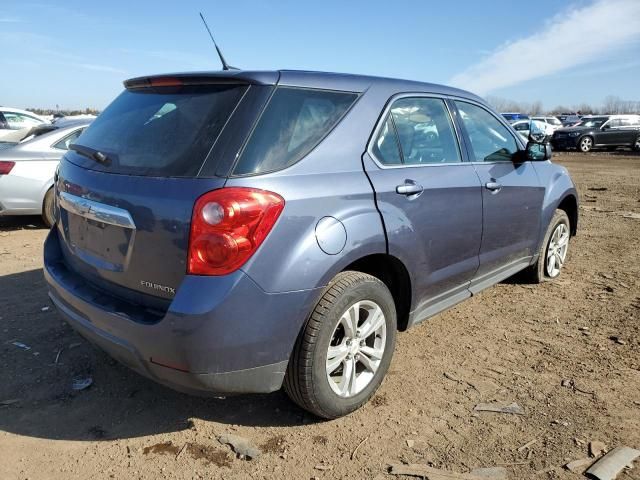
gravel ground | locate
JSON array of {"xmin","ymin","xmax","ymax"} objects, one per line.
[{"xmin": 0, "ymin": 151, "xmax": 639, "ymax": 480}]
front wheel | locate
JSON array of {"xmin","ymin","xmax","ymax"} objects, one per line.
[
  {"xmin": 523, "ymin": 209, "xmax": 570, "ymax": 283},
  {"xmin": 633, "ymin": 136, "xmax": 640, "ymax": 152},
  {"xmin": 284, "ymin": 271, "xmax": 397, "ymax": 419},
  {"xmin": 578, "ymin": 136, "xmax": 593, "ymax": 152}
]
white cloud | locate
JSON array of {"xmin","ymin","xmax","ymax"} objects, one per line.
[
  {"xmin": 450, "ymin": 0, "xmax": 640, "ymax": 95},
  {"xmin": 75, "ymin": 63, "xmax": 127, "ymax": 75}
]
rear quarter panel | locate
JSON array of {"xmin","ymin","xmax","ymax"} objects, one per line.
[
  {"xmin": 225, "ymin": 86, "xmax": 390, "ymax": 294},
  {"xmin": 0, "ymin": 159, "xmax": 57, "ymax": 213}
]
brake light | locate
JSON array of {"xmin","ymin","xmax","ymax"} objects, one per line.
[
  {"xmin": 0, "ymin": 161, "xmax": 15, "ymax": 175},
  {"xmin": 187, "ymin": 187, "xmax": 285, "ymax": 275},
  {"xmin": 149, "ymin": 77, "xmax": 183, "ymax": 87}
]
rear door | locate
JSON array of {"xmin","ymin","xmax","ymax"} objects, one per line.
[
  {"xmin": 363, "ymin": 95, "xmax": 482, "ymax": 318},
  {"xmin": 452, "ymin": 100, "xmax": 544, "ymax": 290},
  {"xmin": 54, "ymin": 79, "xmax": 271, "ymax": 308}
]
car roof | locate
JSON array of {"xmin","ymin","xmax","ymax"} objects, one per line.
[{"xmin": 124, "ymin": 69, "xmax": 484, "ymax": 102}]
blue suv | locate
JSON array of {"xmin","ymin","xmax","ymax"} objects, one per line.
[{"xmin": 44, "ymin": 70, "xmax": 578, "ymax": 418}]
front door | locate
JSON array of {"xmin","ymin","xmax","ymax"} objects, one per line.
[
  {"xmin": 452, "ymin": 100, "xmax": 544, "ymax": 291},
  {"xmin": 363, "ymin": 96, "xmax": 483, "ymax": 320}
]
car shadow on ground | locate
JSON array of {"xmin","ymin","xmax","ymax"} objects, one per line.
[
  {"xmin": 0, "ymin": 215, "xmax": 48, "ymax": 232},
  {"xmin": 0, "ymin": 268, "xmax": 316, "ymax": 443}
]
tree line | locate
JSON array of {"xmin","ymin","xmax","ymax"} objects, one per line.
[
  {"xmin": 27, "ymin": 107, "xmax": 101, "ymax": 116},
  {"xmin": 486, "ymin": 95, "xmax": 640, "ymax": 115}
]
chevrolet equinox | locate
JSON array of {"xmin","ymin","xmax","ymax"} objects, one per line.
[{"xmin": 44, "ymin": 70, "xmax": 578, "ymax": 418}]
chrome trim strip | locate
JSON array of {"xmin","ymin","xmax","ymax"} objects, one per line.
[{"xmin": 59, "ymin": 192, "xmax": 136, "ymax": 229}]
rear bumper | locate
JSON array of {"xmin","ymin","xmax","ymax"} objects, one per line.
[{"xmin": 44, "ymin": 228, "xmax": 321, "ymax": 395}]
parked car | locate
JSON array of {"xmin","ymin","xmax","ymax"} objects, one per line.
[
  {"xmin": 512, "ymin": 120, "xmax": 550, "ymax": 142},
  {"xmin": 511, "ymin": 120, "xmax": 531, "ymax": 140},
  {"xmin": 557, "ymin": 114, "xmax": 582, "ymax": 127},
  {"xmin": 44, "ymin": 70, "xmax": 578, "ymax": 419},
  {"xmin": 0, "ymin": 119, "xmax": 92, "ymax": 226},
  {"xmin": 501, "ymin": 112, "xmax": 530, "ymax": 123},
  {"xmin": 0, "ymin": 107, "xmax": 48, "ymax": 142},
  {"xmin": 531, "ymin": 116, "xmax": 563, "ymax": 134},
  {"xmin": 552, "ymin": 114, "xmax": 640, "ymax": 152}
]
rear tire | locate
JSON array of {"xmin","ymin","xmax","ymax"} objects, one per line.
[
  {"xmin": 633, "ymin": 136, "xmax": 640, "ymax": 152},
  {"xmin": 523, "ymin": 209, "xmax": 570, "ymax": 283},
  {"xmin": 284, "ymin": 271, "xmax": 397, "ymax": 419},
  {"xmin": 42, "ymin": 188, "xmax": 55, "ymax": 228},
  {"xmin": 578, "ymin": 136, "xmax": 593, "ymax": 152}
]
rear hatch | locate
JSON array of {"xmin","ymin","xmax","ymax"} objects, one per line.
[{"xmin": 54, "ymin": 75, "xmax": 274, "ymax": 310}]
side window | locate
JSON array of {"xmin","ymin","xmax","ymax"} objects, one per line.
[
  {"xmin": 455, "ymin": 101, "xmax": 519, "ymax": 162},
  {"xmin": 0, "ymin": 112, "xmax": 8, "ymax": 129},
  {"xmin": 53, "ymin": 128, "xmax": 85, "ymax": 150},
  {"xmin": 387, "ymin": 97, "xmax": 461, "ymax": 164},
  {"xmin": 607, "ymin": 119, "xmax": 621, "ymax": 128},
  {"xmin": 4, "ymin": 113, "xmax": 42, "ymax": 130},
  {"xmin": 371, "ymin": 115, "xmax": 402, "ymax": 165},
  {"xmin": 233, "ymin": 87, "xmax": 358, "ymax": 175},
  {"xmin": 514, "ymin": 122, "xmax": 529, "ymax": 131},
  {"xmin": 371, "ymin": 97, "xmax": 461, "ymax": 166}
]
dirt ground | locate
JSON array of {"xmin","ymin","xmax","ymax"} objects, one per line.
[{"xmin": 1, "ymin": 152, "xmax": 639, "ymax": 480}]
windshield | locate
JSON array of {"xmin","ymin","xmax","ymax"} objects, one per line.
[
  {"xmin": 67, "ymin": 84, "xmax": 247, "ymax": 177},
  {"xmin": 577, "ymin": 117, "xmax": 608, "ymax": 128}
]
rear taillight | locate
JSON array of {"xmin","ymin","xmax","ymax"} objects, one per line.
[
  {"xmin": 0, "ymin": 161, "xmax": 15, "ymax": 175},
  {"xmin": 187, "ymin": 187, "xmax": 285, "ymax": 275}
]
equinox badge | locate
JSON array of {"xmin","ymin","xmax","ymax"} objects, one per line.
[{"xmin": 140, "ymin": 280, "xmax": 176, "ymax": 295}]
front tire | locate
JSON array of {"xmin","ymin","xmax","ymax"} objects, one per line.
[
  {"xmin": 42, "ymin": 188, "xmax": 55, "ymax": 228},
  {"xmin": 523, "ymin": 209, "xmax": 570, "ymax": 283},
  {"xmin": 578, "ymin": 136, "xmax": 593, "ymax": 152},
  {"xmin": 284, "ymin": 271, "xmax": 397, "ymax": 419},
  {"xmin": 633, "ymin": 136, "xmax": 640, "ymax": 152}
]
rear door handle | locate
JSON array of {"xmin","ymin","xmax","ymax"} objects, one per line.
[
  {"xmin": 396, "ymin": 182, "xmax": 424, "ymax": 196},
  {"xmin": 485, "ymin": 181, "xmax": 502, "ymax": 192}
]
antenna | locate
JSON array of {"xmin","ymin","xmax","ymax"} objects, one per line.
[{"xmin": 199, "ymin": 12, "xmax": 238, "ymax": 71}]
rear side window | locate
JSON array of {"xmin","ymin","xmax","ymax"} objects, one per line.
[
  {"xmin": 372, "ymin": 97, "xmax": 461, "ymax": 165},
  {"xmin": 455, "ymin": 101, "xmax": 518, "ymax": 162},
  {"xmin": 69, "ymin": 84, "xmax": 247, "ymax": 177},
  {"xmin": 53, "ymin": 128, "xmax": 85, "ymax": 150},
  {"xmin": 233, "ymin": 87, "xmax": 357, "ymax": 175}
]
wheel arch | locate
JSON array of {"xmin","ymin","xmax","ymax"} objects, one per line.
[
  {"xmin": 557, "ymin": 194, "xmax": 578, "ymax": 236},
  {"xmin": 341, "ymin": 253, "xmax": 412, "ymax": 331}
]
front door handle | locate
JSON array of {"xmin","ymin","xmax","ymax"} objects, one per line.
[
  {"xmin": 396, "ymin": 181, "xmax": 424, "ymax": 196},
  {"xmin": 485, "ymin": 181, "xmax": 502, "ymax": 192}
]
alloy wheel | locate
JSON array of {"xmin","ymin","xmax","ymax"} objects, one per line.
[
  {"xmin": 326, "ymin": 300, "xmax": 386, "ymax": 398},
  {"xmin": 579, "ymin": 137, "xmax": 592, "ymax": 152},
  {"xmin": 546, "ymin": 223, "xmax": 569, "ymax": 278}
]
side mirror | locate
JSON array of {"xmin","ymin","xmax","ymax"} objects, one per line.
[{"xmin": 526, "ymin": 141, "xmax": 552, "ymax": 161}]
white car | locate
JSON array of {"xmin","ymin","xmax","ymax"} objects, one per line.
[
  {"xmin": 531, "ymin": 116, "xmax": 563, "ymax": 134},
  {"xmin": 0, "ymin": 119, "xmax": 92, "ymax": 226},
  {"xmin": 0, "ymin": 107, "xmax": 48, "ymax": 142},
  {"xmin": 511, "ymin": 120, "xmax": 531, "ymax": 140}
]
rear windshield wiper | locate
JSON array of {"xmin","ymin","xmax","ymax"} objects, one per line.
[{"xmin": 69, "ymin": 143, "xmax": 110, "ymax": 164}]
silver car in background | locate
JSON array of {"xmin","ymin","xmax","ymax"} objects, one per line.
[{"xmin": 0, "ymin": 119, "xmax": 92, "ymax": 226}]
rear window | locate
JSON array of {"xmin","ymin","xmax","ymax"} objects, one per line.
[
  {"xmin": 232, "ymin": 87, "xmax": 358, "ymax": 176},
  {"xmin": 68, "ymin": 84, "xmax": 247, "ymax": 177}
]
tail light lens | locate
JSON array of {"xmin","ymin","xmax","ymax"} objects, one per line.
[
  {"xmin": 188, "ymin": 187, "xmax": 285, "ymax": 275},
  {"xmin": 0, "ymin": 161, "xmax": 15, "ymax": 175}
]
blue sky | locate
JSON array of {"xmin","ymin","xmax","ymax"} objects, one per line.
[{"xmin": 1, "ymin": 0, "xmax": 639, "ymax": 110}]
